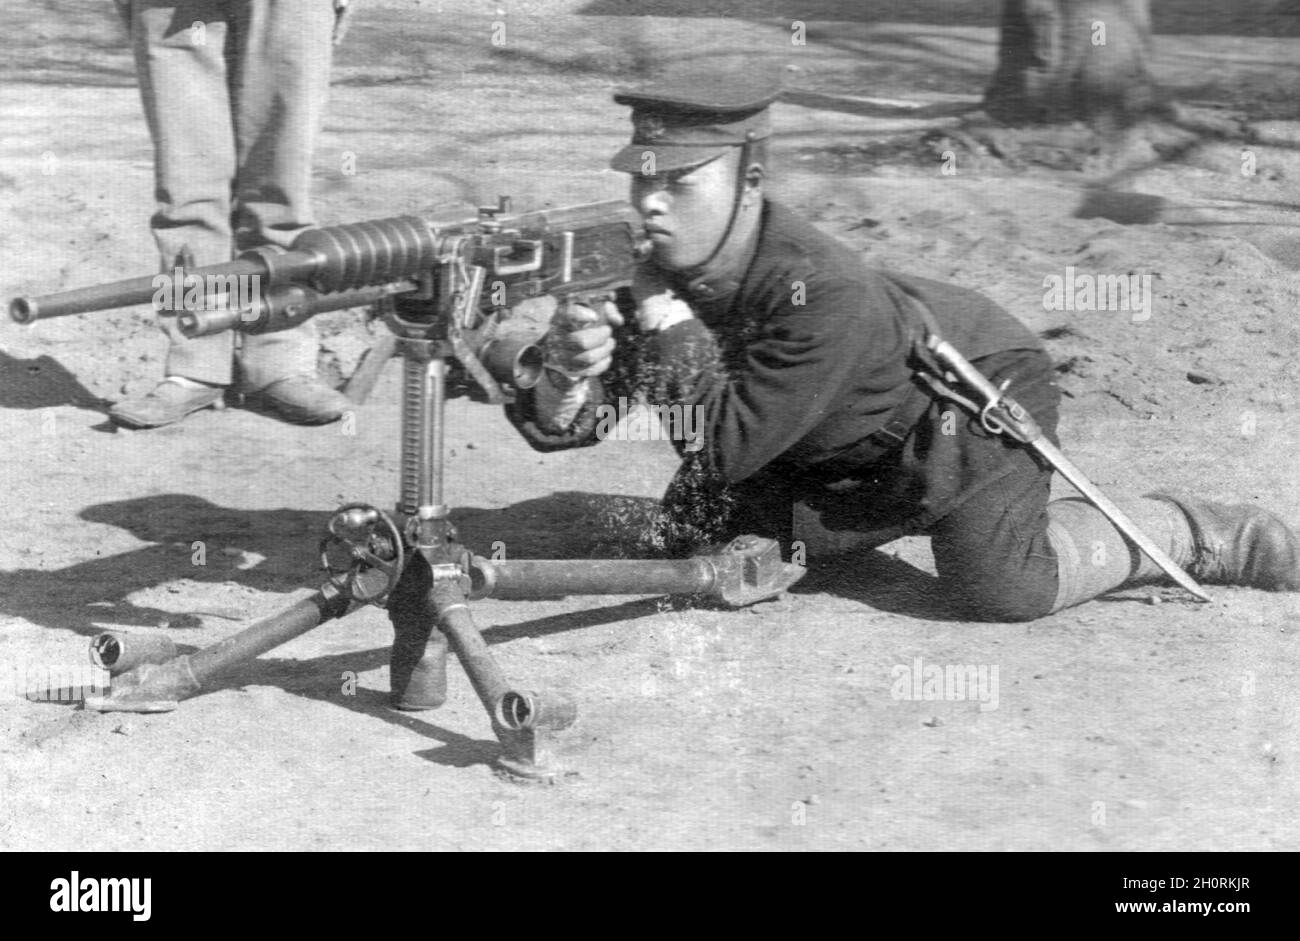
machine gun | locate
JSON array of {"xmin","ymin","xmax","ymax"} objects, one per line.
[
  {"xmin": 11, "ymin": 198, "xmax": 648, "ymax": 405},
  {"xmin": 11, "ymin": 198, "xmax": 804, "ymax": 780}
]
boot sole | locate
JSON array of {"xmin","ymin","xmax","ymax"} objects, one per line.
[{"xmin": 108, "ymin": 396, "xmax": 225, "ymax": 429}]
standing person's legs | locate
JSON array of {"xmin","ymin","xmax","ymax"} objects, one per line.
[
  {"xmin": 130, "ymin": 0, "xmax": 239, "ymax": 387},
  {"xmin": 227, "ymin": 0, "xmax": 338, "ymax": 393}
]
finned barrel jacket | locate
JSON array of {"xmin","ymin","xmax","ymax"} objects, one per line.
[{"xmin": 507, "ymin": 199, "xmax": 1043, "ymax": 489}]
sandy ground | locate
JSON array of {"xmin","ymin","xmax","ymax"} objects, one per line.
[{"xmin": 2, "ymin": 0, "xmax": 1300, "ymax": 851}]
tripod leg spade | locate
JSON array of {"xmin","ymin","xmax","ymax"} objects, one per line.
[{"xmin": 85, "ymin": 592, "xmax": 347, "ymax": 713}]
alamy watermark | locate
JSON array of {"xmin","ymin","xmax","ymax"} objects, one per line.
[
  {"xmin": 151, "ymin": 268, "xmax": 263, "ymax": 315},
  {"xmin": 890, "ymin": 656, "xmax": 1000, "ymax": 712},
  {"xmin": 1043, "ymin": 266, "xmax": 1153, "ymax": 322},
  {"xmin": 50, "ymin": 872, "xmax": 151, "ymax": 921},
  {"xmin": 594, "ymin": 396, "xmax": 704, "ymax": 453}
]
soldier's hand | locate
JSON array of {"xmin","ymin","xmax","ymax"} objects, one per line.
[
  {"xmin": 631, "ymin": 265, "xmax": 695, "ymax": 332},
  {"xmin": 544, "ymin": 298, "xmax": 624, "ymax": 381}
]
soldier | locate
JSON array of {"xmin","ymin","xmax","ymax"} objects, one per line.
[
  {"xmin": 108, "ymin": 0, "xmax": 354, "ymax": 429},
  {"xmin": 506, "ymin": 67, "xmax": 1300, "ymax": 621}
]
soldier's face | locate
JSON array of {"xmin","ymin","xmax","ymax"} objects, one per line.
[{"xmin": 630, "ymin": 152, "xmax": 738, "ymax": 270}]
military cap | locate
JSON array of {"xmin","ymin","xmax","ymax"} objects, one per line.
[{"xmin": 609, "ymin": 65, "xmax": 783, "ymax": 174}]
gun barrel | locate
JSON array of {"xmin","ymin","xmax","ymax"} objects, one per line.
[
  {"xmin": 9, "ymin": 214, "xmax": 435, "ymax": 325},
  {"xmin": 8, "ymin": 258, "xmax": 268, "ymax": 324}
]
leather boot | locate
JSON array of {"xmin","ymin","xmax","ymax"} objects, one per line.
[
  {"xmin": 109, "ymin": 378, "xmax": 226, "ymax": 428},
  {"xmin": 1148, "ymin": 493, "xmax": 1300, "ymax": 591},
  {"xmin": 254, "ymin": 374, "xmax": 351, "ymax": 425}
]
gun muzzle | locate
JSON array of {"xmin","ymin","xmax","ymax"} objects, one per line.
[{"xmin": 9, "ymin": 262, "xmax": 262, "ymax": 324}]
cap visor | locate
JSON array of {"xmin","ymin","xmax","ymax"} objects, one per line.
[{"xmin": 610, "ymin": 143, "xmax": 728, "ymax": 175}]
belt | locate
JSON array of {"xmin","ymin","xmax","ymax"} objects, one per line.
[{"xmin": 804, "ymin": 376, "xmax": 937, "ymax": 484}]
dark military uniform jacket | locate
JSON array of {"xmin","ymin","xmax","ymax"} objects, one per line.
[{"xmin": 507, "ymin": 200, "xmax": 1049, "ymax": 552}]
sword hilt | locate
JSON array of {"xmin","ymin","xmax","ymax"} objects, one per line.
[{"xmin": 927, "ymin": 337, "xmax": 1041, "ymax": 444}]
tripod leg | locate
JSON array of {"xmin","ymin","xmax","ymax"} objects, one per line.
[
  {"xmin": 387, "ymin": 553, "xmax": 449, "ymax": 711},
  {"xmin": 425, "ymin": 568, "xmax": 576, "ymax": 780},
  {"xmin": 344, "ymin": 333, "xmax": 397, "ymax": 405},
  {"xmin": 87, "ymin": 591, "xmax": 347, "ymax": 713}
]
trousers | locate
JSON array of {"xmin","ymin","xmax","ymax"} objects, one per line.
[
  {"xmin": 786, "ymin": 348, "xmax": 1193, "ymax": 621},
  {"xmin": 125, "ymin": 0, "xmax": 337, "ymax": 389}
]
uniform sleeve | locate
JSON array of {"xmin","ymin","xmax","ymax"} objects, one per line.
[
  {"xmin": 503, "ymin": 388, "xmax": 606, "ymax": 453},
  {"xmin": 639, "ymin": 275, "xmax": 907, "ymax": 485}
]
